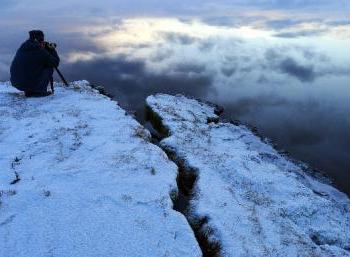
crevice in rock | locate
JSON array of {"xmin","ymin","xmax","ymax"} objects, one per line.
[
  {"xmin": 145, "ymin": 104, "xmax": 222, "ymax": 257},
  {"xmin": 144, "ymin": 105, "xmax": 170, "ymax": 137},
  {"xmin": 166, "ymin": 149, "xmax": 222, "ymax": 257},
  {"xmin": 10, "ymin": 171, "xmax": 20, "ymax": 185}
]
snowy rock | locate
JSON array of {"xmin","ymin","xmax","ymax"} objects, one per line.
[
  {"xmin": 0, "ymin": 82, "xmax": 201, "ymax": 257},
  {"xmin": 146, "ymin": 93, "xmax": 350, "ymax": 257}
]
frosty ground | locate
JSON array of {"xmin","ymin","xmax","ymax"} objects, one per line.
[
  {"xmin": 0, "ymin": 82, "xmax": 349, "ymax": 257},
  {"xmin": 0, "ymin": 82, "xmax": 200, "ymax": 257},
  {"xmin": 146, "ymin": 94, "xmax": 350, "ymax": 257}
]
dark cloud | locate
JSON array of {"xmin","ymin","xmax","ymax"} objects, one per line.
[
  {"xmin": 173, "ymin": 63, "xmax": 206, "ymax": 73},
  {"xmin": 257, "ymin": 74, "xmax": 268, "ymax": 83},
  {"xmin": 150, "ymin": 49, "xmax": 174, "ymax": 62},
  {"xmin": 265, "ymin": 19, "xmax": 305, "ymax": 30},
  {"xmin": 284, "ymin": 123, "xmax": 323, "ymax": 146},
  {"xmin": 222, "ymin": 94, "xmax": 288, "ymax": 116},
  {"xmin": 265, "ymin": 15, "xmax": 332, "ymax": 31},
  {"xmin": 50, "ymin": 33, "xmax": 104, "ymax": 56},
  {"xmin": 198, "ymin": 40, "xmax": 215, "ymax": 52},
  {"xmin": 221, "ymin": 67, "xmax": 236, "ymax": 77},
  {"xmin": 301, "ymin": 49, "xmax": 323, "ymax": 60},
  {"xmin": 273, "ymin": 29, "xmax": 327, "ymax": 38},
  {"xmin": 239, "ymin": 66, "xmax": 254, "ymax": 73},
  {"xmin": 201, "ymin": 16, "xmax": 240, "ymax": 27},
  {"xmin": 265, "ymin": 49, "xmax": 316, "ymax": 82},
  {"xmin": 326, "ymin": 20, "xmax": 350, "ymax": 26},
  {"xmin": 61, "ymin": 54, "xmax": 214, "ymax": 114},
  {"xmin": 279, "ymin": 58, "xmax": 315, "ymax": 82},
  {"xmin": 159, "ymin": 32, "xmax": 197, "ymax": 45}
]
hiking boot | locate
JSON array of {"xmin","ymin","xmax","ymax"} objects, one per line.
[{"xmin": 25, "ymin": 91, "xmax": 52, "ymax": 97}]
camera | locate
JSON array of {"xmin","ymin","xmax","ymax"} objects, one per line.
[{"xmin": 44, "ymin": 41, "xmax": 57, "ymax": 50}]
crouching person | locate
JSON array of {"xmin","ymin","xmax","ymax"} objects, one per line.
[{"xmin": 10, "ymin": 30, "xmax": 60, "ymax": 97}]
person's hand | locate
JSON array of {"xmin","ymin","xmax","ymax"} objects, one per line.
[{"xmin": 44, "ymin": 42, "xmax": 57, "ymax": 50}]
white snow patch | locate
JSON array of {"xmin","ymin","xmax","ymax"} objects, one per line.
[
  {"xmin": 0, "ymin": 82, "xmax": 201, "ymax": 257},
  {"xmin": 146, "ymin": 93, "xmax": 350, "ymax": 257}
]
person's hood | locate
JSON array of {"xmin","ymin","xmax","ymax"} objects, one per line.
[{"xmin": 19, "ymin": 39, "xmax": 41, "ymax": 52}]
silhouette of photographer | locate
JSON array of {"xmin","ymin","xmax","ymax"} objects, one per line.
[{"xmin": 10, "ymin": 30, "xmax": 60, "ymax": 97}]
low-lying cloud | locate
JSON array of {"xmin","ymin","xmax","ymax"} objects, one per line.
[
  {"xmin": 279, "ymin": 58, "xmax": 315, "ymax": 82},
  {"xmin": 61, "ymin": 54, "xmax": 214, "ymax": 111},
  {"xmin": 1, "ymin": 9, "xmax": 350, "ymax": 195}
]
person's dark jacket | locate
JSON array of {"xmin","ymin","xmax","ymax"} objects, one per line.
[{"xmin": 10, "ymin": 39, "xmax": 60, "ymax": 91}]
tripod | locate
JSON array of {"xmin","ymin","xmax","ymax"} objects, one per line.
[{"xmin": 49, "ymin": 67, "xmax": 69, "ymax": 94}]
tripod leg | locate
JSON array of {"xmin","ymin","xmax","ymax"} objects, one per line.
[
  {"xmin": 55, "ymin": 67, "xmax": 69, "ymax": 86},
  {"xmin": 49, "ymin": 77, "xmax": 54, "ymax": 94}
]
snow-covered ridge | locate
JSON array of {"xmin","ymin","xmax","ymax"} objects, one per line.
[
  {"xmin": 146, "ymin": 93, "xmax": 350, "ymax": 257},
  {"xmin": 0, "ymin": 82, "xmax": 201, "ymax": 257}
]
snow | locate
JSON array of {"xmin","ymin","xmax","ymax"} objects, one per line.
[
  {"xmin": 0, "ymin": 82, "xmax": 201, "ymax": 257},
  {"xmin": 146, "ymin": 93, "xmax": 350, "ymax": 257}
]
